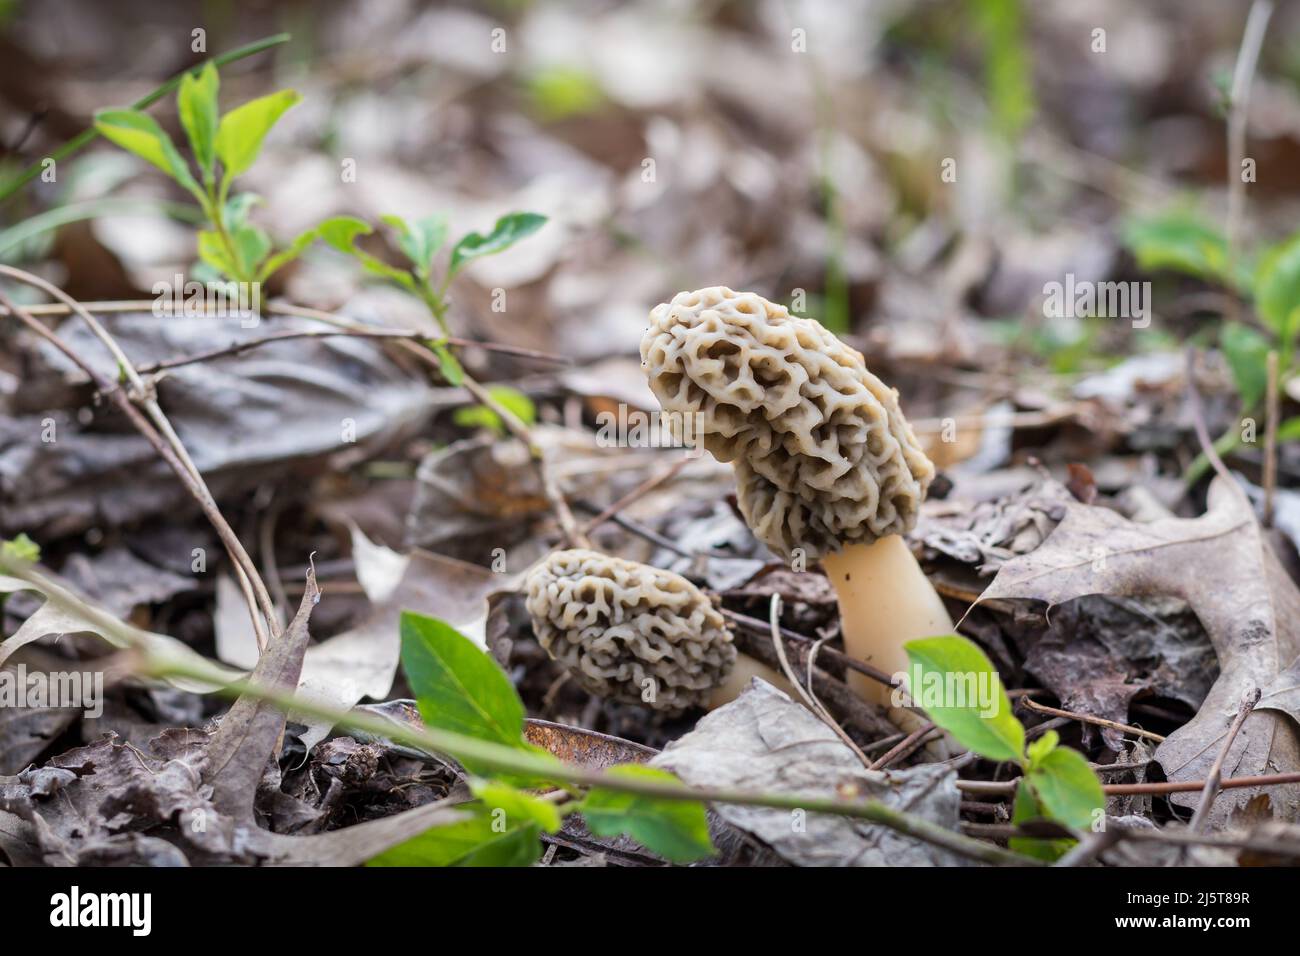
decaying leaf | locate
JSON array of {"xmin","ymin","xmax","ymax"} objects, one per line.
[
  {"xmin": 650, "ymin": 681, "xmax": 969, "ymax": 866},
  {"xmin": 978, "ymin": 477, "xmax": 1300, "ymax": 826}
]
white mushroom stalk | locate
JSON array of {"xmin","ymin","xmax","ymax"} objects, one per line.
[
  {"xmin": 524, "ymin": 549, "xmax": 790, "ymax": 713},
  {"xmin": 641, "ymin": 288, "xmax": 955, "ymax": 717}
]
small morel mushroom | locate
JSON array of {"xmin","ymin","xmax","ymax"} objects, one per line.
[
  {"xmin": 641, "ymin": 287, "xmax": 954, "ymax": 707},
  {"xmin": 525, "ymin": 548, "xmax": 786, "ymax": 712}
]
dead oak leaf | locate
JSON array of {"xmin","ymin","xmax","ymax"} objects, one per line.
[{"xmin": 976, "ymin": 477, "xmax": 1300, "ymax": 827}]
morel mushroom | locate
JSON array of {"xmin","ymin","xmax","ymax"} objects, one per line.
[
  {"xmin": 641, "ymin": 287, "xmax": 954, "ymax": 706},
  {"xmin": 525, "ymin": 549, "xmax": 786, "ymax": 712}
]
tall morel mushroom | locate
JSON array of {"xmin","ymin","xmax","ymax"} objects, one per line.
[
  {"xmin": 525, "ymin": 549, "xmax": 785, "ymax": 712},
  {"xmin": 641, "ymin": 287, "xmax": 954, "ymax": 706}
]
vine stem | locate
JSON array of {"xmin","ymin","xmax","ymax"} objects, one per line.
[
  {"xmin": 145, "ymin": 650, "xmax": 1032, "ymax": 866},
  {"xmin": 0, "ymin": 555, "xmax": 1030, "ymax": 867}
]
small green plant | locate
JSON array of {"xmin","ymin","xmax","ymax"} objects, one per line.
[
  {"xmin": 90, "ymin": 63, "xmax": 548, "ymax": 422},
  {"xmin": 1123, "ymin": 208, "xmax": 1300, "ymax": 478},
  {"xmin": 0, "ymin": 533, "xmax": 39, "ymax": 622},
  {"xmin": 93, "ymin": 62, "xmax": 315, "ymax": 285},
  {"xmin": 903, "ymin": 635, "xmax": 1105, "ymax": 861},
  {"xmin": 311, "ymin": 210, "xmax": 547, "ymax": 386},
  {"xmin": 367, "ymin": 611, "xmax": 713, "ymax": 866}
]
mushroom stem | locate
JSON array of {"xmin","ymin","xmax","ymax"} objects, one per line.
[
  {"xmin": 821, "ymin": 534, "xmax": 954, "ymax": 707},
  {"xmin": 707, "ymin": 653, "xmax": 794, "ymax": 709}
]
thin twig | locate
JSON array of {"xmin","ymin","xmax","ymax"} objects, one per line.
[
  {"xmin": 460, "ymin": 373, "xmax": 590, "ymax": 550},
  {"xmin": 958, "ymin": 768, "xmax": 1300, "ymax": 798},
  {"xmin": 721, "ymin": 608, "xmax": 898, "ymax": 688},
  {"xmin": 580, "ymin": 457, "xmax": 691, "ymax": 536},
  {"xmin": 869, "ymin": 724, "xmax": 939, "ymax": 771},
  {"xmin": 766, "ymin": 595, "xmax": 872, "ymax": 768},
  {"xmin": 1185, "ymin": 347, "xmax": 1237, "ymax": 486},
  {"xmin": 1190, "ymin": 686, "xmax": 1261, "ymax": 831},
  {"xmin": 135, "ymin": 327, "xmax": 567, "ymax": 374},
  {"xmin": 0, "ymin": 276, "xmax": 276, "ymax": 648},
  {"xmin": 1019, "ymin": 697, "xmax": 1165, "ymax": 743},
  {"xmin": 0, "ymin": 299, "xmax": 572, "ymax": 364}
]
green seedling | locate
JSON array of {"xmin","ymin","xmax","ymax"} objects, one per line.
[
  {"xmin": 316, "ymin": 210, "xmax": 546, "ymax": 397},
  {"xmin": 367, "ymin": 611, "xmax": 714, "ymax": 867},
  {"xmin": 94, "ymin": 62, "xmax": 315, "ymax": 285},
  {"xmin": 903, "ymin": 634, "xmax": 1106, "ymax": 861},
  {"xmin": 1123, "ymin": 208, "xmax": 1300, "ymax": 480}
]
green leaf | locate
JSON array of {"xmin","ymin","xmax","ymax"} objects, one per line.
[
  {"xmin": 527, "ymin": 66, "xmax": 605, "ymax": 121},
  {"xmin": 257, "ymin": 223, "xmax": 320, "ymax": 282},
  {"xmin": 1220, "ymin": 321, "xmax": 1271, "ymax": 409},
  {"xmin": 381, "ymin": 213, "xmax": 448, "ymax": 279},
  {"xmin": 1025, "ymin": 746, "xmax": 1106, "ymax": 831},
  {"xmin": 315, "ymin": 215, "xmax": 373, "ymax": 253},
  {"xmin": 94, "ymin": 109, "xmax": 202, "ymax": 199},
  {"xmin": 1025, "ymin": 728, "xmax": 1059, "ymax": 770},
  {"xmin": 1254, "ymin": 234, "xmax": 1300, "ymax": 345},
  {"xmin": 399, "ymin": 610, "xmax": 531, "ymax": 772},
  {"xmin": 581, "ymin": 765, "xmax": 714, "ymax": 863},
  {"xmin": 314, "ymin": 215, "xmax": 418, "ymax": 291},
  {"xmin": 230, "ymin": 223, "xmax": 271, "ymax": 277},
  {"xmin": 1278, "ymin": 415, "xmax": 1300, "ymax": 443},
  {"xmin": 366, "ymin": 809, "xmax": 542, "ymax": 867},
  {"xmin": 178, "ymin": 62, "xmax": 219, "ymax": 178},
  {"xmin": 1009, "ymin": 779, "xmax": 1072, "ymax": 862},
  {"xmin": 453, "ymin": 384, "xmax": 535, "ymax": 434},
  {"xmin": 1, "ymin": 533, "xmax": 40, "ymax": 563},
  {"xmin": 223, "ymin": 192, "xmax": 262, "ymax": 229},
  {"xmin": 429, "ymin": 340, "xmax": 464, "ymax": 386},
  {"xmin": 903, "ymin": 635, "xmax": 1024, "ymax": 764},
  {"xmin": 469, "ymin": 779, "xmax": 562, "ymax": 833},
  {"xmin": 214, "ymin": 89, "xmax": 301, "ymax": 179},
  {"xmin": 449, "ymin": 212, "xmax": 547, "ymax": 276},
  {"xmin": 197, "ymin": 230, "xmax": 240, "ymax": 279},
  {"xmin": 1122, "ymin": 210, "xmax": 1234, "ymax": 287}
]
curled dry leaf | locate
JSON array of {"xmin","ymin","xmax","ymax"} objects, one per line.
[{"xmin": 978, "ymin": 477, "xmax": 1300, "ymax": 826}]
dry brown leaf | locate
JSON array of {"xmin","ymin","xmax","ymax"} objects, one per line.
[{"xmin": 977, "ymin": 477, "xmax": 1300, "ymax": 826}]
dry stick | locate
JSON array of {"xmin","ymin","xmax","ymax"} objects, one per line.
[
  {"xmin": 1019, "ymin": 697, "xmax": 1165, "ymax": 743},
  {"xmin": 729, "ymin": 627, "xmax": 896, "ymax": 741},
  {"xmin": 278, "ymin": 298, "xmax": 591, "ymax": 551},
  {"xmin": 1185, "ymin": 348, "xmax": 1238, "ymax": 486},
  {"xmin": 722, "ymin": 607, "xmax": 899, "ymax": 688},
  {"xmin": 580, "ymin": 456, "xmax": 691, "ymax": 537},
  {"xmin": 1224, "ymin": 0, "xmax": 1275, "ymax": 310},
  {"xmin": 1190, "ymin": 686, "xmax": 1262, "ymax": 831},
  {"xmin": 0, "ymin": 299, "xmax": 570, "ymax": 365},
  {"xmin": 458, "ymin": 373, "xmax": 590, "ymax": 550},
  {"xmin": 959, "ymin": 769, "xmax": 1300, "ymax": 799},
  {"xmin": 766, "ymin": 595, "xmax": 872, "ymax": 768},
  {"xmin": 869, "ymin": 724, "xmax": 939, "ymax": 771},
  {"xmin": 0, "ymin": 280, "xmax": 275, "ymax": 648},
  {"xmin": 135, "ymin": 326, "xmax": 568, "ymax": 374},
  {"xmin": 1263, "ymin": 350, "xmax": 1279, "ymax": 527}
]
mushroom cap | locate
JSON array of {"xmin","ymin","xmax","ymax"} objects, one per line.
[
  {"xmin": 524, "ymin": 549, "xmax": 736, "ymax": 712},
  {"xmin": 641, "ymin": 286, "xmax": 934, "ymax": 560}
]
